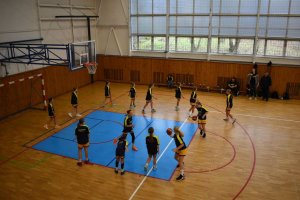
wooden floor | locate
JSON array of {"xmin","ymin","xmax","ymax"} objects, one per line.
[{"xmin": 0, "ymin": 81, "xmax": 300, "ymax": 200}]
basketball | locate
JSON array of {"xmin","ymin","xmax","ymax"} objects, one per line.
[
  {"xmin": 192, "ymin": 116, "xmax": 198, "ymax": 121},
  {"xmin": 166, "ymin": 128, "xmax": 173, "ymax": 135}
]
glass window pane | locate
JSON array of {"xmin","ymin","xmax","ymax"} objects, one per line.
[
  {"xmin": 195, "ymin": 0, "xmax": 210, "ymax": 13},
  {"xmin": 177, "ymin": 37, "xmax": 192, "ymax": 51},
  {"xmin": 138, "ymin": 17, "xmax": 152, "ymax": 34},
  {"xmin": 132, "ymin": 36, "xmax": 138, "ymax": 50},
  {"xmin": 177, "ymin": 17, "xmax": 193, "ymax": 35},
  {"xmin": 266, "ymin": 40, "xmax": 284, "ymax": 56},
  {"xmin": 170, "ymin": 0, "xmax": 176, "ymax": 14},
  {"xmin": 177, "ymin": 0, "xmax": 193, "ymax": 13},
  {"xmin": 240, "ymin": 0, "xmax": 258, "ymax": 14},
  {"xmin": 153, "ymin": 17, "xmax": 166, "ymax": 34},
  {"xmin": 288, "ymin": 17, "xmax": 300, "ymax": 38},
  {"xmin": 268, "ymin": 17, "xmax": 288, "ymax": 37},
  {"xmin": 260, "ymin": 0, "xmax": 270, "ymax": 14},
  {"xmin": 270, "ymin": 0, "xmax": 289, "ymax": 14},
  {"xmin": 219, "ymin": 38, "xmax": 237, "ymax": 54},
  {"xmin": 131, "ymin": 0, "xmax": 138, "ymax": 14},
  {"xmin": 237, "ymin": 39, "xmax": 254, "ymax": 55},
  {"xmin": 138, "ymin": 0, "xmax": 152, "ymax": 14},
  {"xmin": 211, "ymin": 37, "xmax": 219, "ymax": 53},
  {"xmin": 193, "ymin": 37, "xmax": 208, "ymax": 53},
  {"xmin": 153, "ymin": 37, "xmax": 166, "ymax": 51},
  {"xmin": 212, "ymin": 0, "xmax": 220, "ymax": 13},
  {"xmin": 139, "ymin": 36, "xmax": 152, "ymax": 50},
  {"xmin": 221, "ymin": 0, "xmax": 239, "ymax": 13},
  {"xmin": 291, "ymin": 0, "xmax": 300, "ymax": 14},
  {"xmin": 169, "ymin": 36, "xmax": 176, "ymax": 51},
  {"xmin": 258, "ymin": 17, "xmax": 267, "ymax": 37},
  {"xmin": 256, "ymin": 39, "xmax": 265, "ymax": 55},
  {"xmin": 286, "ymin": 41, "xmax": 300, "ymax": 57},
  {"xmin": 153, "ymin": 0, "xmax": 166, "ymax": 14},
  {"xmin": 131, "ymin": 17, "xmax": 137, "ymax": 34},
  {"xmin": 239, "ymin": 17, "xmax": 256, "ymax": 36},
  {"xmin": 194, "ymin": 16, "xmax": 209, "ymax": 35},
  {"xmin": 220, "ymin": 17, "xmax": 238, "ymax": 36}
]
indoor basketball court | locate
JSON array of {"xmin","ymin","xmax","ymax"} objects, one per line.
[{"xmin": 0, "ymin": 0, "xmax": 300, "ymax": 200}]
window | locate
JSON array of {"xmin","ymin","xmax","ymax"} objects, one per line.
[{"xmin": 130, "ymin": 0, "xmax": 300, "ymax": 59}]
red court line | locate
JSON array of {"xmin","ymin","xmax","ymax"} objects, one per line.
[{"xmin": 184, "ymin": 130, "xmax": 236, "ymax": 174}]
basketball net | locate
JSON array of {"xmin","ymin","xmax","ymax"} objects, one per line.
[{"xmin": 83, "ymin": 62, "xmax": 98, "ymax": 75}]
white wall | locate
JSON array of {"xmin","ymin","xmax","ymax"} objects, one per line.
[{"xmin": 0, "ymin": 0, "xmax": 98, "ymax": 76}]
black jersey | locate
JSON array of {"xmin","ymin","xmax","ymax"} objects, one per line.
[
  {"xmin": 173, "ymin": 134, "xmax": 186, "ymax": 151},
  {"xmin": 197, "ymin": 106, "xmax": 208, "ymax": 120},
  {"xmin": 146, "ymin": 88, "xmax": 152, "ymax": 101},
  {"xmin": 146, "ymin": 134, "xmax": 160, "ymax": 155},
  {"xmin": 130, "ymin": 87, "xmax": 136, "ymax": 98},
  {"xmin": 75, "ymin": 125, "xmax": 90, "ymax": 144},
  {"xmin": 105, "ymin": 85, "xmax": 110, "ymax": 97},
  {"xmin": 226, "ymin": 94, "xmax": 233, "ymax": 108},
  {"xmin": 123, "ymin": 115, "xmax": 133, "ymax": 132},
  {"xmin": 116, "ymin": 139, "xmax": 128, "ymax": 157},
  {"xmin": 71, "ymin": 91, "xmax": 78, "ymax": 105},
  {"xmin": 190, "ymin": 91, "xmax": 197, "ymax": 103},
  {"xmin": 47, "ymin": 103, "xmax": 55, "ymax": 116},
  {"xmin": 175, "ymin": 87, "xmax": 182, "ymax": 98}
]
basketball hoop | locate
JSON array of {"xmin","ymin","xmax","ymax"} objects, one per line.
[
  {"xmin": 83, "ymin": 62, "xmax": 98, "ymax": 75},
  {"xmin": 83, "ymin": 62, "xmax": 97, "ymax": 83}
]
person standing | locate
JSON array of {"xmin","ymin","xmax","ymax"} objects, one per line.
[
  {"xmin": 167, "ymin": 74, "xmax": 174, "ymax": 88},
  {"xmin": 115, "ymin": 134, "xmax": 128, "ymax": 175},
  {"xmin": 260, "ymin": 72, "xmax": 272, "ymax": 101},
  {"xmin": 188, "ymin": 87, "xmax": 197, "ymax": 116},
  {"xmin": 75, "ymin": 118, "xmax": 90, "ymax": 166},
  {"xmin": 142, "ymin": 83, "xmax": 156, "ymax": 113},
  {"xmin": 103, "ymin": 81, "xmax": 112, "ymax": 106},
  {"xmin": 144, "ymin": 127, "xmax": 160, "ymax": 171},
  {"xmin": 223, "ymin": 89, "xmax": 236, "ymax": 124},
  {"xmin": 44, "ymin": 97, "xmax": 59, "ymax": 129},
  {"xmin": 68, "ymin": 88, "xmax": 81, "ymax": 118},
  {"xmin": 196, "ymin": 101, "xmax": 208, "ymax": 138},
  {"xmin": 122, "ymin": 110, "xmax": 138, "ymax": 151},
  {"xmin": 227, "ymin": 77, "xmax": 239, "ymax": 96},
  {"xmin": 129, "ymin": 82, "xmax": 136, "ymax": 109},
  {"xmin": 247, "ymin": 68, "xmax": 259, "ymax": 100},
  {"xmin": 175, "ymin": 83, "xmax": 184, "ymax": 111}
]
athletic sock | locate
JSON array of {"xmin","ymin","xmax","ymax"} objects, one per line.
[
  {"xmin": 115, "ymin": 161, "xmax": 119, "ymax": 168},
  {"xmin": 121, "ymin": 163, "xmax": 124, "ymax": 170},
  {"xmin": 180, "ymin": 169, "xmax": 184, "ymax": 176}
]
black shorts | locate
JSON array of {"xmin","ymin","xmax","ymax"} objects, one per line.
[
  {"xmin": 176, "ymin": 95, "xmax": 181, "ymax": 99},
  {"xmin": 147, "ymin": 149, "xmax": 158, "ymax": 155},
  {"xmin": 190, "ymin": 99, "xmax": 196, "ymax": 103},
  {"xmin": 130, "ymin": 95, "xmax": 135, "ymax": 99},
  {"xmin": 123, "ymin": 127, "xmax": 133, "ymax": 133},
  {"xmin": 116, "ymin": 149, "xmax": 125, "ymax": 157}
]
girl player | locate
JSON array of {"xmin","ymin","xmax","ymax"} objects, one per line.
[
  {"xmin": 115, "ymin": 134, "xmax": 128, "ymax": 175},
  {"xmin": 44, "ymin": 97, "xmax": 59, "ymax": 129},
  {"xmin": 175, "ymin": 83, "xmax": 184, "ymax": 111},
  {"xmin": 129, "ymin": 82, "xmax": 136, "ymax": 108},
  {"xmin": 189, "ymin": 87, "xmax": 197, "ymax": 116},
  {"xmin": 75, "ymin": 118, "xmax": 90, "ymax": 166},
  {"xmin": 196, "ymin": 101, "xmax": 208, "ymax": 138},
  {"xmin": 142, "ymin": 83, "xmax": 156, "ymax": 113},
  {"xmin": 122, "ymin": 110, "xmax": 138, "ymax": 151},
  {"xmin": 68, "ymin": 88, "xmax": 81, "ymax": 118},
  {"xmin": 103, "ymin": 81, "xmax": 112, "ymax": 106},
  {"xmin": 224, "ymin": 89, "xmax": 236, "ymax": 124},
  {"xmin": 144, "ymin": 127, "xmax": 160, "ymax": 171},
  {"xmin": 168, "ymin": 126, "xmax": 187, "ymax": 181}
]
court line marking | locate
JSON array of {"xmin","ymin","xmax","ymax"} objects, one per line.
[{"xmin": 128, "ymin": 117, "xmax": 189, "ymax": 200}]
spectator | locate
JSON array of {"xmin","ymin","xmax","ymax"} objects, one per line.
[
  {"xmin": 227, "ymin": 77, "xmax": 240, "ymax": 96},
  {"xmin": 247, "ymin": 68, "xmax": 259, "ymax": 100},
  {"xmin": 260, "ymin": 72, "xmax": 272, "ymax": 101},
  {"xmin": 167, "ymin": 74, "xmax": 174, "ymax": 88}
]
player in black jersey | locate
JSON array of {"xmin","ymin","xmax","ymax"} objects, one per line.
[
  {"xmin": 175, "ymin": 83, "xmax": 184, "ymax": 111},
  {"xmin": 103, "ymin": 81, "xmax": 112, "ymax": 106},
  {"xmin": 142, "ymin": 83, "xmax": 156, "ymax": 113},
  {"xmin": 129, "ymin": 82, "xmax": 136, "ymax": 108},
  {"xmin": 115, "ymin": 134, "xmax": 128, "ymax": 175},
  {"xmin": 75, "ymin": 118, "xmax": 90, "ymax": 166},
  {"xmin": 122, "ymin": 110, "xmax": 138, "ymax": 151},
  {"xmin": 196, "ymin": 101, "xmax": 208, "ymax": 138},
  {"xmin": 68, "ymin": 88, "xmax": 81, "ymax": 118},
  {"xmin": 188, "ymin": 87, "xmax": 197, "ymax": 116},
  {"xmin": 144, "ymin": 127, "xmax": 160, "ymax": 171},
  {"xmin": 224, "ymin": 89, "xmax": 236, "ymax": 124},
  {"xmin": 44, "ymin": 97, "xmax": 59, "ymax": 129},
  {"xmin": 168, "ymin": 126, "xmax": 187, "ymax": 180}
]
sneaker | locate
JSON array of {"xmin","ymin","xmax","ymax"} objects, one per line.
[
  {"xmin": 200, "ymin": 130, "xmax": 203, "ymax": 136},
  {"xmin": 76, "ymin": 114, "xmax": 82, "ymax": 117},
  {"xmin": 43, "ymin": 124, "xmax": 48, "ymax": 130},
  {"xmin": 144, "ymin": 165, "xmax": 148, "ymax": 171},
  {"xmin": 153, "ymin": 165, "xmax": 157, "ymax": 171},
  {"xmin": 114, "ymin": 169, "xmax": 118, "ymax": 174},
  {"xmin": 202, "ymin": 132, "xmax": 206, "ymax": 138},
  {"xmin": 176, "ymin": 174, "xmax": 185, "ymax": 180},
  {"xmin": 77, "ymin": 162, "xmax": 82, "ymax": 167},
  {"xmin": 151, "ymin": 108, "xmax": 156, "ymax": 113},
  {"xmin": 175, "ymin": 106, "xmax": 179, "ymax": 111},
  {"xmin": 68, "ymin": 113, "xmax": 73, "ymax": 118},
  {"xmin": 84, "ymin": 160, "xmax": 90, "ymax": 164},
  {"xmin": 121, "ymin": 170, "xmax": 125, "ymax": 175},
  {"xmin": 132, "ymin": 146, "xmax": 138, "ymax": 151},
  {"xmin": 232, "ymin": 119, "xmax": 236, "ymax": 124},
  {"xmin": 223, "ymin": 118, "xmax": 229, "ymax": 121},
  {"xmin": 133, "ymin": 104, "xmax": 136, "ymax": 107}
]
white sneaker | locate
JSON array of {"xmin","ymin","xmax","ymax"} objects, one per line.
[
  {"xmin": 76, "ymin": 114, "xmax": 82, "ymax": 117},
  {"xmin": 44, "ymin": 124, "xmax": 48, "ymax": 130},
  {"xmin": 144, "ymin": 165, "xmax": 148, "ymax": 171},
  {"xmin": 153, "ymin": 165, "xmax": 157, "ymax": 171},
  {"xmin": 249, "ymin": 97, "xmax": 252, "ymax": 100},
  {"xmin": 68, "ymin": 113, "xmax": 73, "ymax": 118},
  {"xmin": 151, "ymin": 108, "xmax": 156, "ymax": 113}
]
